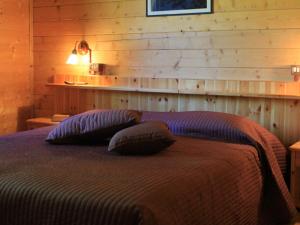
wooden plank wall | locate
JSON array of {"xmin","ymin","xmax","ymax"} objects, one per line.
[
  {"xmin": 51, "ymin": 75, "xmax": 300, "ymax": 145},
  {"xmin": 33, "ymin": 0, "xmax": 300, "ymax": 145},
  {"xmin": 0, "ymin": 0, "xmax": 33, "ymax": 134}
]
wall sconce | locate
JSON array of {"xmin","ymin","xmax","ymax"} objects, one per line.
[
  {"xmin": 291, "ymin": 65, "xmax": 300, "ymax": 82},
  {"xmin": 66, "ymin": 40, "xmax": 92, "ymax": 65}
]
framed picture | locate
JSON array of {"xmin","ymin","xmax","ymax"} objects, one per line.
[{"xmin": 147, "ymin": 0, "xmax": 212, "ymax": 16}]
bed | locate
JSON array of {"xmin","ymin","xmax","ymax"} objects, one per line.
[{"xmin": 0, "ymin": 111, "xmax": 296, "ymax": 225}]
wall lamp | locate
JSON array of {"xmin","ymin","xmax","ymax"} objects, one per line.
[
  {"xmin": 66, "ymin": 40, "xmax": 92, "ymax": 65},
  {"xmin": 291, "ymin": 65, "xmax": 300, "ymax": 82}
]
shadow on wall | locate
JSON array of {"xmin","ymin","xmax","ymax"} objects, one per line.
[{"xmin": 17, "ymin": 106, "xmax": 33, "ymax": 131}]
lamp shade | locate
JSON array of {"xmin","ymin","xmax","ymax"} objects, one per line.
[
  {"xmin": 66, "ymin": 40, "xmax": 92, "ymax": 65},
  {"xmin": 66, "ymin": 53, "xmax": 78, "ymax": 65},
  {"xmin": 81, "ymin": 54, "xmax": 90, "ymax": 65}
]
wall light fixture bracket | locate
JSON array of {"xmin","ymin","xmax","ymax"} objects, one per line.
[{"xmin": 66, "ymin": 40, "xmax": 92, "ymax": 65}]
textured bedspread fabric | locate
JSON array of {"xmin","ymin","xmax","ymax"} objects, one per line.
[
  {"xmin": 142, "ymin": 111, "xmax": 297, "ymax": 223},
  {"xmin": 0, "ymin": 109, "xmax": 297, "ymax": 225},
  {"xmin": 142, "ymin": 111, "xmax": 288, "ymax": 177},
  {"xmin": 0, "ymin": 127, "xmax": 268, "ymax": 225}
]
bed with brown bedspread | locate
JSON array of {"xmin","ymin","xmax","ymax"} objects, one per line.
[{"xmin": 0, "ymin": 111, "xmax": 296, "ymax": 225}]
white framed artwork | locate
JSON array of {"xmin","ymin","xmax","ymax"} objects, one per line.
[{"xmin": 147, "ymin": 0, "xmax": 212, "ymax": 16}]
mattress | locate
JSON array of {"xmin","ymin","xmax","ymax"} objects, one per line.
[{"xmin": 0, "ymin": 111, "xmax": 296, "ymax": 225}]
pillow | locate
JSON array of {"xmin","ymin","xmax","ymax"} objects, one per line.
[
  {"xmin": 108, "ymin": 121, "xmax": 176, "ymax": 155},
  {"xmin": 46, "ymin": 109, "xmax": 142, "ymax": 144}
]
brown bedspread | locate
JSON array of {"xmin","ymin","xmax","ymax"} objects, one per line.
[
  {"xmin": 0, "ymin": 126, "xmax": 295, "ymax": 225},
  {"xmin": 142, "ymin": 111, "xmax": 297, "ymax": 223}
]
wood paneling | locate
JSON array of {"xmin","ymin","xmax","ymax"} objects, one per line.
[
  {"xmin": 33, "ymin": 0, "xmax": 300, "ymax": 145},
  {"xmin": 47, "ymin": 75, "xmax": 300, "ymax": 145},
  {"xmin": 0, "ymin": 0, "xmax": 33, "ymax": 134},
  {"xmin": 51, "ymin": 83, "xmax": 300, "ymax": 146}
]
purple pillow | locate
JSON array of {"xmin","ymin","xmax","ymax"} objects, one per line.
[
  {"xmin": 46, "ymin": 109, "xmax": 142, "ymax": 144},
  {"xmin": 108, "ymin": 121, "xmax": 175, "ymax": 155}
]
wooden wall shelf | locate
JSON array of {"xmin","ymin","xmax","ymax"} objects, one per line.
[
  {"xmin": 47, "ymin": 83, "xmax": 178, "ymax": 94},
  {"xmin": 47, "ymin": 83, "xmax": 300, "ymax": 100}
]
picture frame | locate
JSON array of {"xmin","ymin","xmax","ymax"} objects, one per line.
[{"xmin": 146, "ymin": 0, "xmax": 212, "ymax": 17}]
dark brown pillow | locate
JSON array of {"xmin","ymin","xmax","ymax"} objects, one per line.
[
  {"xmin": 108, "ymin": 121, "xmax": 176, "ymax": 155},
  {"xmin": 46, "ymin": 109, "xmax": 142, "ymax": 144}
]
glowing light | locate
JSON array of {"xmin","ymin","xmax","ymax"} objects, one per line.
[
  {"xmin": 66, "ymin": 53, "xmax": 78, "ymax": 65},
  {"xmin": 66, "ymin": 41, "xmax": 92, "ymax": 65},
  {"xmin": 81, "ymin": 55, "xmax": 90, "ymax": 65}
]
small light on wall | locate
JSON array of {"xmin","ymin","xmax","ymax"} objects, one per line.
[
  {"xmin": 81, "ymin": 55, "xmax": 90, "ymax": 65},
  {"xmin": 291, "ymin": 65, "xmax": 300, "ymax": 82},
  {"xmin": 292, "ymin": 65, "xmax": 300, "ymax": 74},
  {"xmin": 66, "ymin": 40, "xmax": 92, "ymax": 65},
  {"xmin": 66, "ymin": 51, "xmax": 79, "ymax": 65}
]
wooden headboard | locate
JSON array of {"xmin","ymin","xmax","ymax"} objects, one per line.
[{"xmin": 47, "ymin": 74, "xmax": 300, "ymax": 146}]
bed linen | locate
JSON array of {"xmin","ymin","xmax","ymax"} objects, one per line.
[
  {"xmin": 142, "ymin": 111, "xmax": 296, "ymax": 222},
  {"xmin": 0, "ymin": 111, "xmax": 296, "ymax": 225},
  {"xmin": 142, "ymin": 111, "xmax": 288, "ymax": 177}
]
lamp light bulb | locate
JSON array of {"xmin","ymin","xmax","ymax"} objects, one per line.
[
  {"xmin": 66, "ymin": 54, "xmax": 78, "ymax": 65},
  {"xmin": 81, "ymin": 55, "xmax": 90, "ymax": 65}
]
